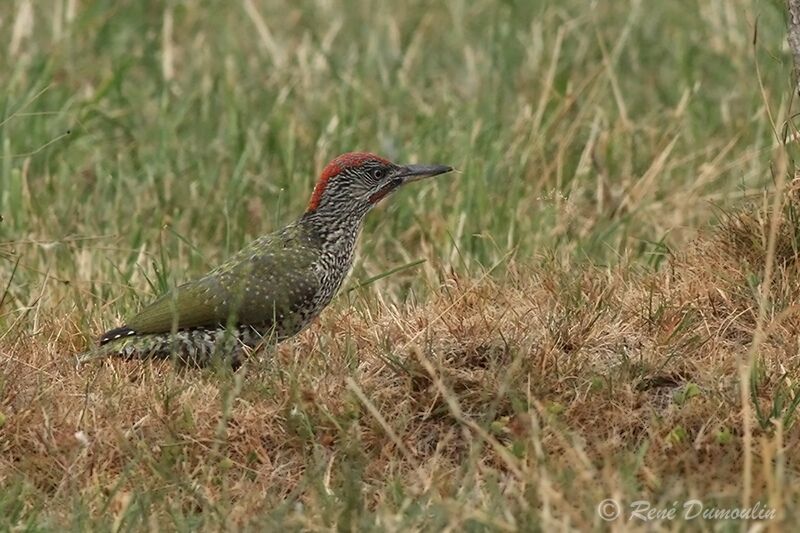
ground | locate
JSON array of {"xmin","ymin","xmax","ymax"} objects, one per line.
[{"xmin": 1, "ymin": 0, "xmax": 798, "ymax": 530}]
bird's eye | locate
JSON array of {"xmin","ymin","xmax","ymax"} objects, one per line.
[{"xmin": 372, "ymin": 168, "xmax": 385, "ymax": 180}]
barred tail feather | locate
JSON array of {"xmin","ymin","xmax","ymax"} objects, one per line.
[
  {"xmin": 78, "ymin": 326, "xmax": 267, "ymax": 367},
  {"xmin": 100, "ymin": 326, "xmax": 137, "ymax": 345}
]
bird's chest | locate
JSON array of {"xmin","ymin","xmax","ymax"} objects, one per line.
[{"xmin": 312, "ymin": 230, "xmax": 358, "ymax": 309}]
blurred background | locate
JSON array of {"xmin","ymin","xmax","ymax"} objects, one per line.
[{"xmin": 0, "ymin": 0, "xmax": 790, "ymax": 318}]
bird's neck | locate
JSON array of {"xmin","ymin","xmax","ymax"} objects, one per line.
[{"xmin": 299, "ymin": 206, "xmax": 368, "ymax": 254}]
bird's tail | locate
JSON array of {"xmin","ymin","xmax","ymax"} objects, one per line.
[
  {"xmin": 76, "ymin": 330, "xmax": 150, "ymax": 365},
  {"xmin": 77, "ymin": 327, "xmax": 253, "ymax": 367},
  {"xmin": 76, "ymin": 343, "xmax": 123, "ymax": 364}
]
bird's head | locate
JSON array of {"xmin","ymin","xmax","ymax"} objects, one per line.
[{"xmin": 306, "ymin": 152, "xmax": 452, "ymax": 217}]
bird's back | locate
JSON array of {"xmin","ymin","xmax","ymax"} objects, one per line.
[
  {"xmin": 128, "ymin": 223, "xmax": 323, "ymax": 336},
  {"xmin": 85, "ymin": 223, "xmax": 327, "ymax": 365}
]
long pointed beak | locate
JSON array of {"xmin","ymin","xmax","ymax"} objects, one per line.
[
  {"xmin": 367, "ymin": 162, "xmax": 453, "ymax": 204},
  {"xmin": 396, "ymin": 163, "xmax": 453, "ymax": 184}
]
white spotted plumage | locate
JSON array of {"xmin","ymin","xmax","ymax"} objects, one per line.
[{"xmin": 82, "ymin": 152, "xmax": 451, "ymax": 367}]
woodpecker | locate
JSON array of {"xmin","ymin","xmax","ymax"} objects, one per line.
[{"xmin": 80, "ymin": 152, "xmax": 452, "ymax": 366}]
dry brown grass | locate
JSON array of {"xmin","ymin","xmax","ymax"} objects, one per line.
[{"xmin": 4, "ymin": 189, "xmax": 800, "ymax": 530}]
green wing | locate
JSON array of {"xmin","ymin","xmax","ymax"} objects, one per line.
[
  {"xmin": 127, "ymin": 235, "xmax": 320, "ymax": 334},
  {"xmin": 126, "ymin": 275, "xmax": 228, "ymax": 333}
]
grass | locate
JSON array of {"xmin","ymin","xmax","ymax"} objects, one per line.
[{"xmin": 1, "ymin": 0, "xmax": 799, "ymax": 529}]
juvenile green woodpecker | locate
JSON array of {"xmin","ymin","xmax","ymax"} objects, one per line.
[{"xmin": 81, "ymin": 152, "xmax": 452, "ymax": 366}]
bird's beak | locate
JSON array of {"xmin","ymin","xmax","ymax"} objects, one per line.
[
  {"xmin": 367, "ymin": 162, "xmax": 453, "ymax": 204},
  {"xmin": 395, "ymin": 163, "xmax": 454, "ymax": 184}
]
